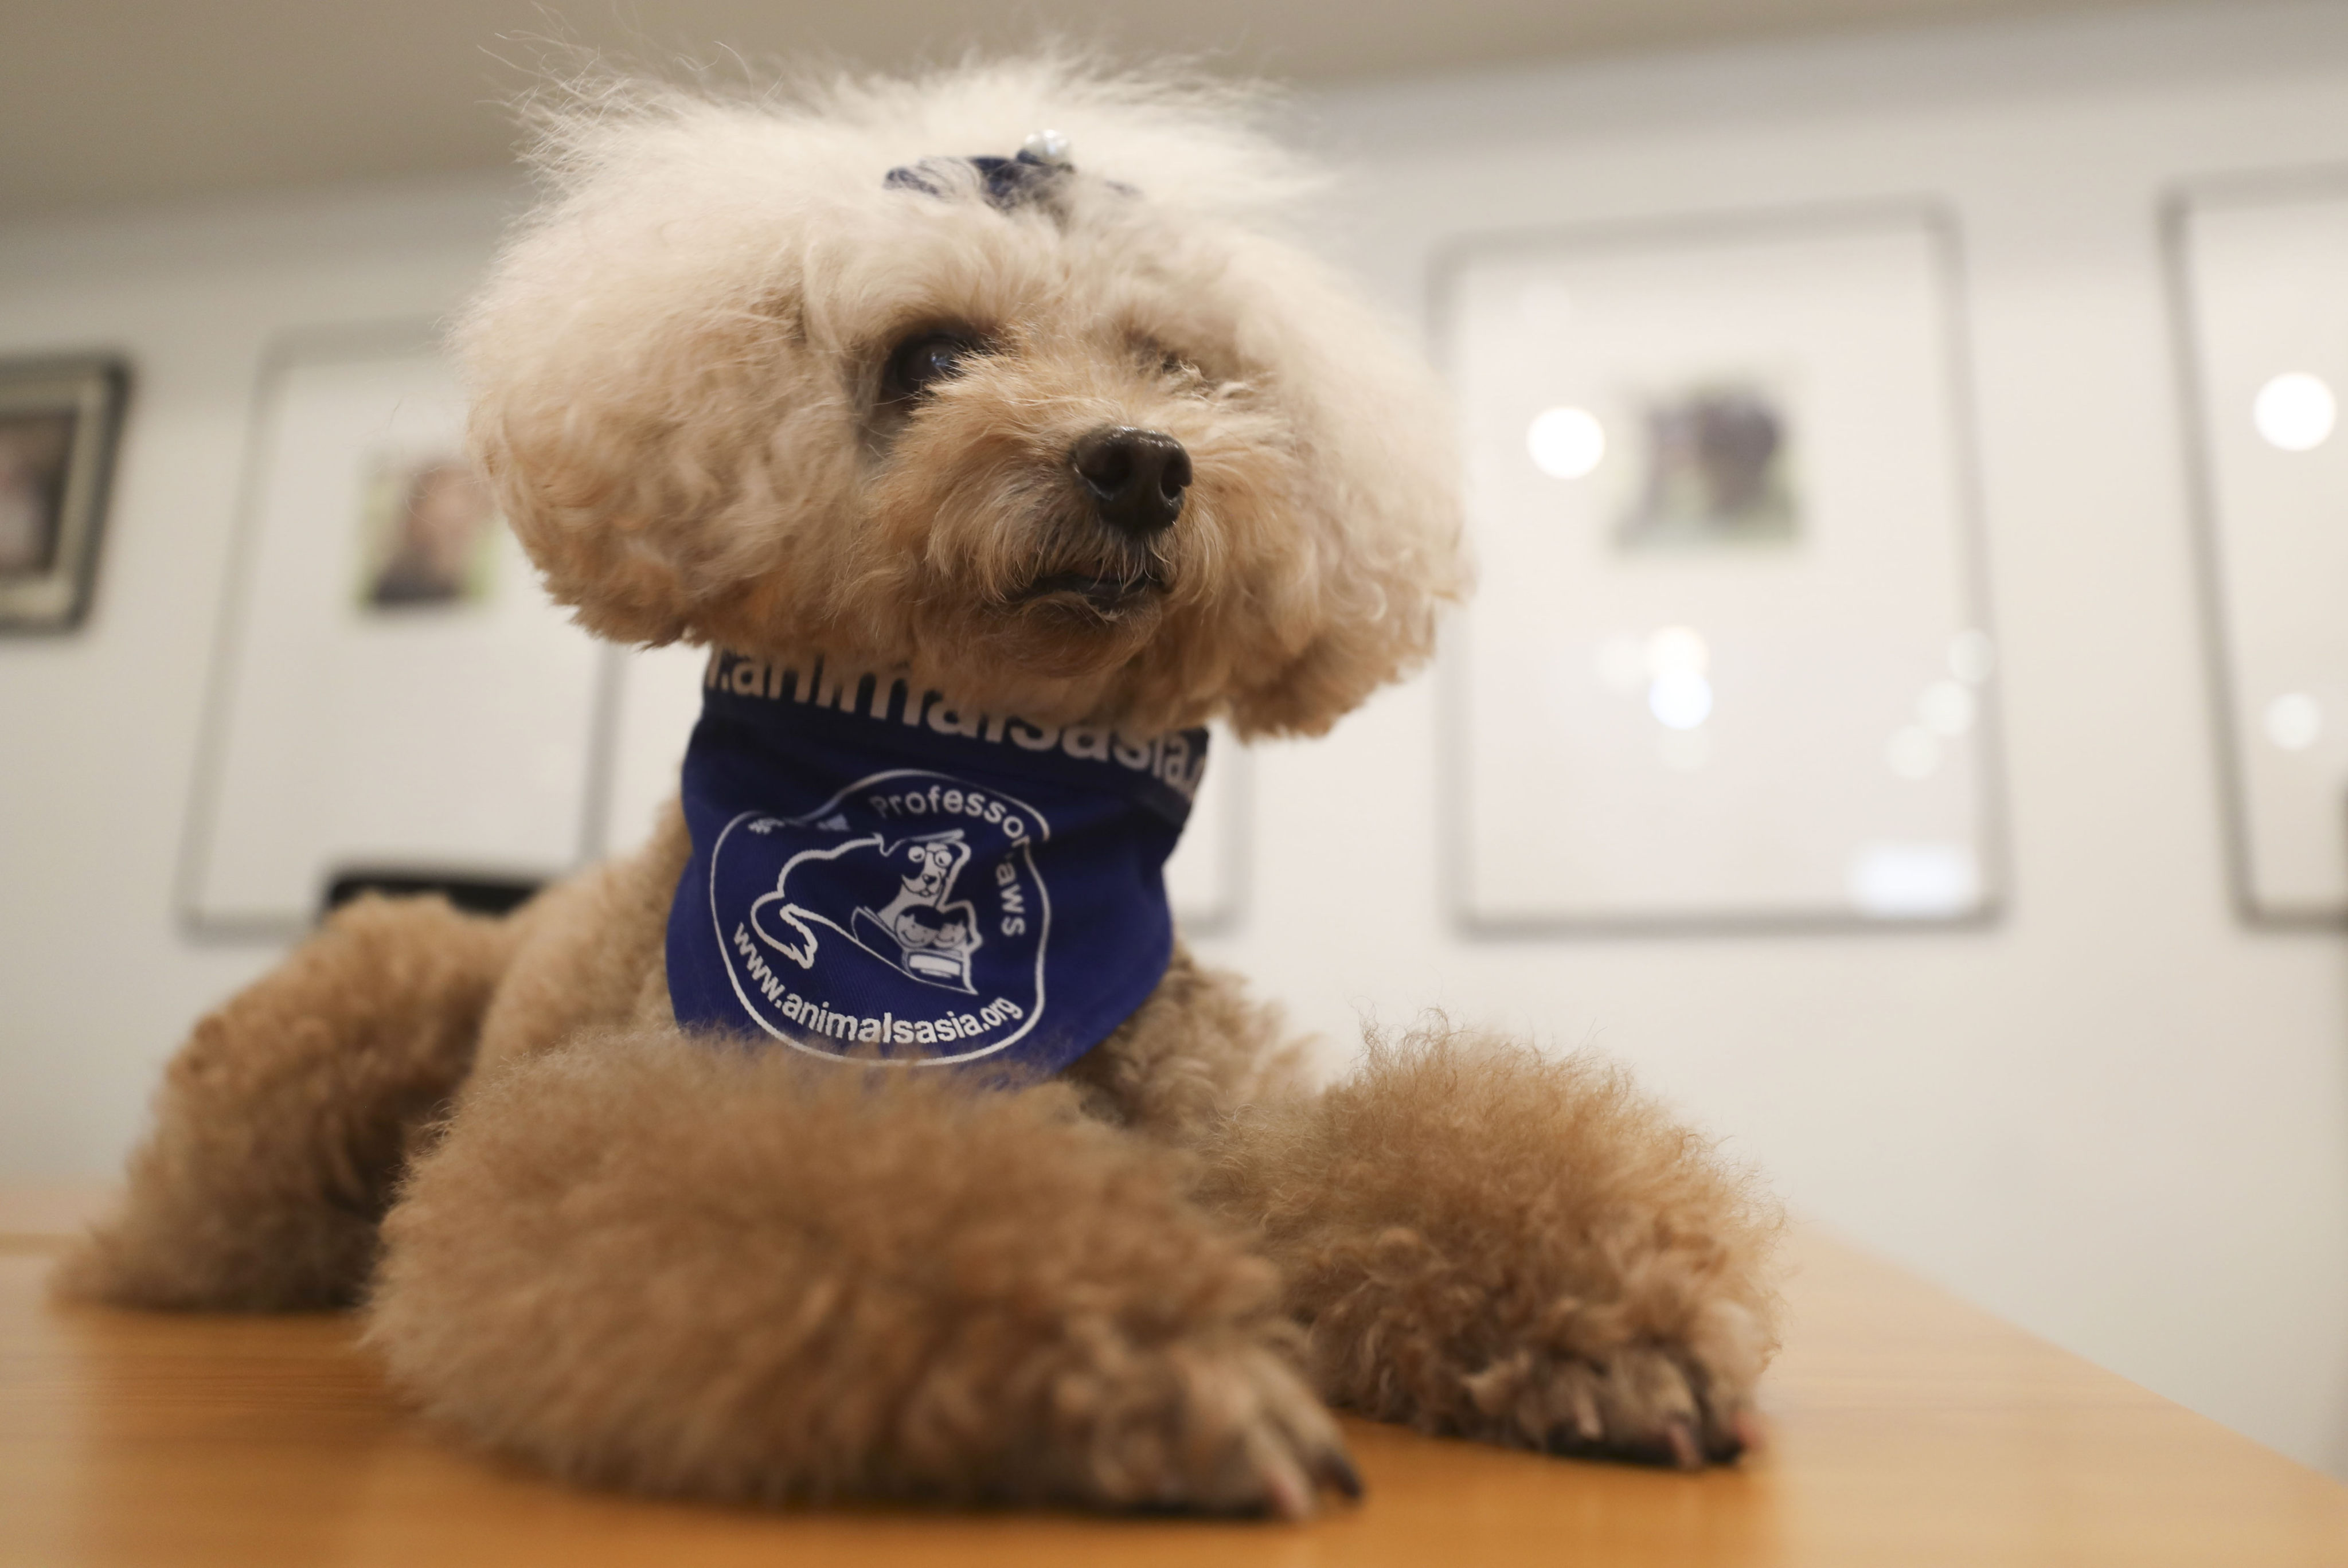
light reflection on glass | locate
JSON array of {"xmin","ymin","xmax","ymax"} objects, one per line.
[
  {"xmin": 1527, "ymin": 406, "xmax": 1605, "ymax": 479},
  {"xmin": 1848, "ymin": 842, "xmax": 1979, "ymax": 917},
  {"xmin": 1649, "ymin": 670, "xmax": 1713, "ymax": 730},
  {"xmin": 2265, "ymin": 692, "xmax": 2323, "ymax": 752},
  {"xmin": 1948, "ymin": 628, "xmax": 1995, "ymax": 686},
  {"xmin": 2253, "ymin": 372, "xmax": 2336, "ymax": 452}
]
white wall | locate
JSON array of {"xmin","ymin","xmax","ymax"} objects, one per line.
[
  {"xmin": 1, "ymin": 0, "xmax": 2344, "ymax": 1480},
  {"xmin": 1230, "ymin": 0, "xmax": 2348, "ymax": 1479},
  {"xmin": 0, "ymin": 177, "xmax": 519, "ymax": 1170}
]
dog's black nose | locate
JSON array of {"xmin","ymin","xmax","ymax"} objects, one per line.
[{"xmin": 1071, "ymin": 426, "xmax": 1191, "ymax": 537}]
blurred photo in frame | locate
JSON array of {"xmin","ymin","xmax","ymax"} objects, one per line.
[
  {"xmin": 1616, "ymin": 377, "xmax": 1802, "ymax": 552},
  {"xmin": 2170, "ymin": 172, "xmax": 2348, "ymax": 925},
  {"xmin": 181, "ymin": 326, "xmax": 605, "ymax": 937},
  {"xmin": 1438, "ymin": 206, "xmax": 2005, "ymax": 930},
  {"xmin": 0, "ymin": 355, "xmax": 129, "ymax": 634},
  {"xmin": 356, "ymin": 455, "xmax": 499, "ymax": 611}
]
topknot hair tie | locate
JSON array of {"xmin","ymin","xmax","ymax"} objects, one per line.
[{"xmin": 885, "ymin": 129, "xmax": 1075, "ymax": 210}]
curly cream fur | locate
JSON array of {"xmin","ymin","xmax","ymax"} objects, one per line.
[
  {"xmin": 61, "ymin": 894, "xmax": 518, "ymax": 1308},
  {"xmin": 459, "ymin": 57, "xmax": 1465, "ymax": 737},
  {"xmin": 72, "ymin": 56, "xmax": 1781, "ymax": 1520},
  {"xmin": 368, "ymin": 1028, "xmax": 1351, "ymax": 1513},
  {"xmin": 1201, "ymin": 1026, "xmax": 1781, "ymax": 1465}
]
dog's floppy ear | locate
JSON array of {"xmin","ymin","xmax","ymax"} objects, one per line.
[
  {"xmin": 460, "ymin": 241, "xmax": 839, "ymax": 647},
  {"xmin": 455, "ymin": 95, "xmax": 864, "ymax": 648},
  {"xmin": 1217, "ymin": 244, "xmax": 1471, "ymax": 738}
]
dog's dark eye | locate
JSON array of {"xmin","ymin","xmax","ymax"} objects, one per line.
[{"xmin": 882, "ymin": 331, "xmax": 984, "ymax": 402}]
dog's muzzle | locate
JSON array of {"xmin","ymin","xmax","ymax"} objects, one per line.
[{"xmin": 1071, "ymin": 426, "xmax": 1190, "ymax": 539}]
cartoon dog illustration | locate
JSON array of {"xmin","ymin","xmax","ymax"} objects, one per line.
[
  {"xmin": 853, "ymin": 832, "xmax": 982, "ymax": 990},
  {"xmin": 747, "ymin": 824, "xmax": 986, "ymax": 994}
]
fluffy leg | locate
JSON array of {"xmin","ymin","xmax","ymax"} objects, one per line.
[
  {"xmin": 366, "ymin": 1027, "xmax": 1358, "ymax": 1517},
  {"xmin": 60, "ymin": 894, "xmax": 519, "ymax": 1309},
  {"xmin": 1200, "ymin": 1021, "xmax": 1781, "ymax": 1468}
]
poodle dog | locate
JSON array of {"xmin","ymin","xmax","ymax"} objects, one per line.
[{"xmin": 67, "ymin": 60, "xmax": 1780, "ymax": 1518}]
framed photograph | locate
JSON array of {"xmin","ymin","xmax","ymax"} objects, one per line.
[
  {"xmin": 2169, "ymin": 173, "xmax": 2348, "ymax": 925},
  {"xmin": 180, "ymin": 326, "xmax": 608, "ymax": 936},
  {"xmin": 1436, "ymin": 204, "xmax": 2006, "ymax": 931},
  {"xmin": 0, "ymin": 354, "xmax": 128, "ymax": 633},
  {"xmin": 355, "ymin": 455, "xmax": 501, "ymax": 611}
]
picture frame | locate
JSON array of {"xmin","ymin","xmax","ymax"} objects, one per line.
[
  {"xmin": 179, "ymin": 324, "xmax": 608, "ymax": 937},
  {"xmin": 1433, "ymin": 202, "xmax": 2007, "ymax": 933},
  {"xmin": 0, "ymin": 353, "xmax": 130, "ymax": 634},
  {"xmin": 2166, "ymin": 167, "xmax": 2348, "ymax": 927}
]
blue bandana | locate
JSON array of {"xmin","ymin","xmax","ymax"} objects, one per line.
[{"xmin": 666, "ymin": 650, "xmax": 1206, "ymax": 1076}]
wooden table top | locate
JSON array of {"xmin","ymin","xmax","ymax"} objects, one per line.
[{"xmin": 3, "ymin": 1184, "xmax": 2342, "ymax": 1566}]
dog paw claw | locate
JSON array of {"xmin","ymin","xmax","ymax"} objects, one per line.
[
  {"xmin": 1083, "ymin": 1340, "xmax": 1358, "ymax": 1520},
  {"xmin": 1321, "ymin": 1445, "xmax": 1364, "ymax": 1500},
  {"xmin": 1665, "ymin": 1415, "xmax": 1701, "ymax": 1471},
  {"xmin": 1474, "ymin": 1335, "xmax": 1759, "ymax": 1471}
]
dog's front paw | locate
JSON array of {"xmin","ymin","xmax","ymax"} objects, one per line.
[
  {"xmin": 1039, "ymin": 1334, "xmax": 1360, "ymax": 1519},
  {"xmin": 1306, "ymin": 1224, "xmax": 1775, "ymax": 1471},
  {"xmin": 1455, "ymin": 1297, "xmax": 1768, "ymax": 1468},
  {"xmin": 1210, "ymin": 1029, "xmax": 1784, "ymax": 1471}
]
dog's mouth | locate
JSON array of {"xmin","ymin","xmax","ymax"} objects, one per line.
[{"xmin": 1011, "ymin": 566, "xmax": 1169, "ymax": 617}]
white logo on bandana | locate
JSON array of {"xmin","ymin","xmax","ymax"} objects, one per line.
[{"xmin": 706, "ymin": 768, "xmax": 1051, "ymax": 1062}]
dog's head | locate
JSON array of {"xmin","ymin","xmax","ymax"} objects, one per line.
[
  {"xmin": 460, "ymin": 59, "xmax": 1466, "ymax": 737},
  {"xmin": 898, "ymin": 834, "xmax": 968, "ymax": 900}
]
